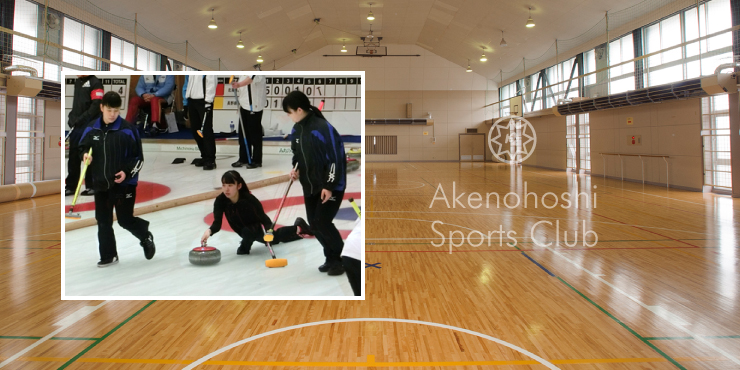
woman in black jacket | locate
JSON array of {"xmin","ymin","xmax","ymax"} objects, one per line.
[
  {"xmin": 284, "ymin": 90, "xmax": 347, "ymax": 276},
  {"xmin": 201, "ymin": 171, "xmax": 312, "ymax": 255}
]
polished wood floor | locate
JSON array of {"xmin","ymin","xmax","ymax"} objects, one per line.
[{"xmin": 2, "ymin": 162, "xmax": 740, "ymax": 369}]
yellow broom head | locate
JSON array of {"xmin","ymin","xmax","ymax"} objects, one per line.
[
  {"xmin": 263, "ymin": 234, "xmax": 274, "ymax": 242},
  {"xmin": 265, "ymin": 258, "xmax": 287, "ymax": 268}
]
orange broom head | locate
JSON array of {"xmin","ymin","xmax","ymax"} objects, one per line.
[
  {"xmin": 197, "ymin": 130, "xmax": 203, "ymax": 138},
  {"xmin": 65, "ymin": 214, "xmax": 81, "ymax": 219},
  {"xmin": 263, "ymin": 234, "xmax": 274, "ymax": 242},
  {"xmin": 266, "ymin": 258, "xmax": 288, "ymax": 268}
]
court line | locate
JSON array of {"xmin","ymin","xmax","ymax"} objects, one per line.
[
  {"xmin": 0, "ymin": 252, "xmax": 61, "ymax": 277},
  {"xmin": 366, "ymin": 210, "xmax": 711, "ymax": 236},
  {"xmin": 0, "ymin": 301, "xmax": 110, "ymax": 369},
  {"xmin": 521, "ymin": 241, "xmax": 740, "ymax": 367},
  {"xmin": 592, "ymin": 213, "xmax": 701, "ymax": 248},
  {"xmin": 58, "ymin": 300, "xmax": 156, "ymax": 369},
  {"xmin": 180, "ymin": 318, "xmax": 561, "ymax": 370},
  {"xmin": 0, "ymin": 336, "xmax": 99, "ymax": 341},
  {"xmin": 0, "ymin": 355, "xmax": 731, "ymax": 366}
]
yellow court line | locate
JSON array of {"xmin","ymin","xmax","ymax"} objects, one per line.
[
  {"xmin": 1, "ymin": 355, "xmax": 730, "ymax": 366},
  {"xmin": 0, "ymin": 251, "xmax": 61, "ymax": 277}
]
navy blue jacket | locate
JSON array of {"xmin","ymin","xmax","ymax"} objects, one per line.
[
  {"xmin": 290, "ymin": 112, "xmax": 347, "ymax": 195},
  {"xmin": 78, "ymin": 116, "xmax": 144, "ymax": 191}
]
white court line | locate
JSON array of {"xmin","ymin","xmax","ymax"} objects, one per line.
[
  {"xmin": 0, "ymin": 301, "xmax": 109, "ymax": 368},
  {"xmin": 364, "ymin": 210, "xmax": 712, "ymax": 236},
  {"xmin": 539, "ymin": 243, "xmax": 740, "ymax": 366},
  {"xmin": 180, "ymin": 318, "xmax": 560, "ymax": 370}
]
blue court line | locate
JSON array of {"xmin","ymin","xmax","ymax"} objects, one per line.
[{"xmin": 520, "ymin": 252, "xmax": 555, "ymax": 276}]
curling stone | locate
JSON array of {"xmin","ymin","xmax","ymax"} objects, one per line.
[
  {"xmin": 347, "ymin": 157, "xmax": 360, "ymax": 172},
  {"xmin": 189, "ymin": 245, "xmax": 221, "ymax": 266}
]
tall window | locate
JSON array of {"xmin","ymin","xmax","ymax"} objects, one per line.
[
  {"xmin": 137, "ymin": 47, "xmax": 160, "ymax": 71},
  {"xmin": 583, "ymin": 49, "xmax": 597, "ymax": 86},
  {"xmin": 500, "ymin": 83, "xmax": 517, "ymax": 116},
  {"xmin": 566, "ymin": 113, "xmax": 591, "ymax": 172},
  {"xmin": 644, "ymin": 14, "xmax": 682, "ymax": 86},
  {"xmin": 15, "ymin": 98, "xmax": 44, "ymax": 183},
  {"xmin": 702, "ymin": 95, "xmax": 731, "ymax": 190},
  {"xmin": 608, "ymin": 34, "xmax": 635, "ymax": 94},
  {"xmin": 62, "ymin": 17, "xmax": 101, "ymax": 70},
  {"xmin": 11, "ymin": 0, "xmax": 43, "ymax": 78},
  {"xmin": 110, "ymin": 37, "xmax": 135, "ymax": 71}
]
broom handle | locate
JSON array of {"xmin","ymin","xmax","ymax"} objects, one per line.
[
  {"xmin": 269, "ymin": 163, "xmax": 299, "ymax": 231},
  {"xmin": 71, "ymin": 147, "xmax": 93, "ymax": 207}
]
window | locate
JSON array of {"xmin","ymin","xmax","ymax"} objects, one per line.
[
  {"xmin": 527, "ymin": 73, "xmax": 542, "ymax": 112},
  {"xmin": 702, "ymin": 95, "xmax": 731, "ymax": 190},
  {"xmin": 583, "ymin": 49, "xmax": 597, "ymax": 86},
  {"xmin": 137, "ymin": 47, "xmax": 160, "ymax": 71},
  {"xmin": 110, "ymin": 37, "xmax": 135, "ymax": 71},
  {"xmin": 15, "ymin": 98, "xmax": 44, "ymax": 183},
  {"xmin": 499, "ymin": 82, "xmax": 517, "ymax": 117},
  {"xmin": 644, "ymin": 14, "xmax": 682, "ymax": 86},
  {"xmin": 62, "ymin": 17, "xmax": 101, "ymax": 70},
  {"xmin": 608, "ymin": 34, "xmax": 635, "ymax": 94},
  {"xmin": 566, "ymin": 113, "xmax": 591, "ymax": 172}
]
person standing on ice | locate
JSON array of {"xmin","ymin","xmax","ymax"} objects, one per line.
[
  {"xmin": 284, "ymin": 90, "xmax": 347, "ymax": 276},
  {"xmin": 78, "ymin": 91, "xmax": 155, "ymax": 267}
]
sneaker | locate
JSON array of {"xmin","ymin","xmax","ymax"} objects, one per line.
[
  {"xmin": 237, "ymin": 241, "xmax": 251, "ymax": 255},
  {"xmin": 294, "ymin": 217, "xmax": 313, "ymax": 237},
  {"xmin": 97, "ymin": 256, "xmax": 119, "ymax": 267},
  {"xmin": 65, "ymin": 189, "xmax": 74, "ymax": 196},
  {"xmin": 203, "ymin": 163, "xmax": 216, "ymax": 171},
  {"xmin": 246, "ymin": 163, "xmax": 262, "ymax": 169},
  {"xmin": 318, "ymin": 263, "xmax": 330, "ymax": 272},
  {"xmin": 327, "ymin": 264, "xmax": 345, "ymax": 276},
  {"xmin": 80, "ymin": 189, "xmax": 95, "ymax": 196},
  {"xmin": 140, "ymin": 232, "xmax": 155, "ymax": 260},
  {"xmin": 231, "ymin": 161, "xmax": 244, "ymax": 168}
]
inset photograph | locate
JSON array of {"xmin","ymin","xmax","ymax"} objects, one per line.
[{"xmin": 62, "ymin": 71, "xmax": 364, "ymax": 299}]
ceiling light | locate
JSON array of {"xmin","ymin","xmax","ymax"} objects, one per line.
[
  {"xmin": 257, "ymin": 54, "xmax": 264, "ymax": 63},
  {"xmin": 341, "ymin": 40, "xmax": 347, "ymax": 52},
  {"xmin": 208, "ymin": 8, "xmax": 217, "ymax": 29},
  {"xmin": 236, "ymin": 32, "xmax": 244, "ymax": 49},
  {"xmin": 500, "ymin": 30, "xmax": 508, "ymax": 46},
  {"xmin": 367, "ymin": 3, "xmax": 375, "ymax": 21},
  {"xmin": 480, "ymin": 48, "xmax": 487, "ymax": 62},
  {"xmin": 466, "ymin": 59, "xmax": 472, "ymax": 72},
  {"xmin": 526, "ymin": 7, "xmax": 535, "ymax": 28}
]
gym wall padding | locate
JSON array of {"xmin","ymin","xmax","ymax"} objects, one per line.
[{"xmin": 0, "ymin": 180, "xmax": 62, "ymax": 203}]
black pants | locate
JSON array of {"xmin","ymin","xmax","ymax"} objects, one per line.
[
  {"xmin": 240, "ymin": 224, "xmax": 301, "ymax": 247},
  {"xmin": 304, "ymin": 190, "xmax": 345, "ymax": 267},
  {"xmin": 65, "ymin": 126, "xmax": 93, "ymax": 191},
  {"xmin": 238, "ymin": 108, "xmax": 263, "ymax": 164},
  {"xmin": 94, "ymin": 185, "xmax": 150, "ymax": 260},
  {"xmin": 189, "ymin": 99, "xmax": 216, "ymax": 163},
  {"xmin": 342, "ymin": 256, "xmax": 361, "ymax": 296}
]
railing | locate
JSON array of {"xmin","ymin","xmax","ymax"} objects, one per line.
[{"xmin": 599, "ymin": 153, "xmax": 670, "ymax": 188}]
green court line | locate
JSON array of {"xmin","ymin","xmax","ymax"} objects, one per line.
[
  {"xmin": 52, "ymin": 337, "xmax": 100, "ymax": 341},
  {"xmin": 644, "ymin": 337, "xmax": 694, "ymax": 341},
  {"xmin": 644, "ymin": 335, "xmax": 740, "ymax": 340},
  {"xmin": 0, "ymin": 336, "xmax": 99, "ymax": 341},
  {"xmin": 57, "ymin": 300, "xmax": 156, "ymax": 369},
  {"xmin": 555, "ymin": 276, "xmax": 687, "ymax": 370}
]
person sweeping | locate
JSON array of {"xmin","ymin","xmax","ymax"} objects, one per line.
[
  {"xmin": 284, "ymin": 90, "xmax": 348, "ymax": 276},
  {"xmin": 201, "ymin": 170, "xmax": 312, "ymax": 255}
]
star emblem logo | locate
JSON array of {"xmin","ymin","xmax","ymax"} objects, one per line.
[{"xmin": 488, "ymin": 116, "xmax": 537, "ymax": 164}]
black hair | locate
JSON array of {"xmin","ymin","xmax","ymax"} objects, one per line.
[
  {"xmin": 101, "ymin": 91, "xmax": 122, "ymax": 108},
  {"xmin": 221, "ymin": 170, "xmax": 250, "ymax": 197},
  {"xmin": 282, "ymin": 90, "xmax": 325, "ymax": 120}
]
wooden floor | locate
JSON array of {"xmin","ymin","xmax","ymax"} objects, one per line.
[{"xmin": 2, "ymin": 162, "xmax": 740, "ymax": 369}]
